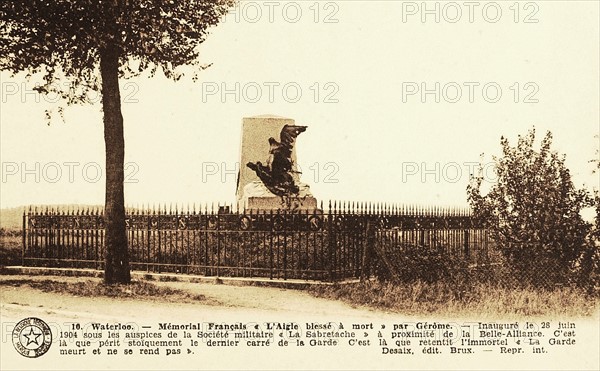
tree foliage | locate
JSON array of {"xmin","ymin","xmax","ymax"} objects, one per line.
[
  {"xmin": 1, "ymin": 0, "xmax": 233, "ymax": 102},
  {"xmin": 1, "ymin": 0, "xmax": 234, "ymax": 284},
  {"xmin": 467, "ymin": 128, "xmax": 595, "ymax": 287}
]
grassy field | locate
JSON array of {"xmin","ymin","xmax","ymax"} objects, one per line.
[
  {"xmin": 0, "ymin": 277, "xmax": 211, "ymax": 303},
  {"xmin": 309, "ymin": 279, "xmax": 600, "ymax": 318},
  {"xmin": 0, "ymin": 228, "xmax": 21, "ymax": 266},
  {"xmin": 0, "ymin": 207, "xmax": 24, "ymax": 229}
]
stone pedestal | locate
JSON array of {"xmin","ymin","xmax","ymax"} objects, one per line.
[
  {"xmin": 246, "ymin": 197, "xmax": 319, "ymax": 213},
  {"xmin": 239, "ymin": 181, "xmax": 318, "ymax": 212}
]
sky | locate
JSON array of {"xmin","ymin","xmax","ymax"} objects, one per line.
[{"xmin": 1, "ymin": 1, "xmax": 599, "ymax": 210}]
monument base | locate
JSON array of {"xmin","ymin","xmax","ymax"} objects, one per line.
[
  {"xmin": 246, "ymin": 196, "xmax": 319, "ymax": 213},
  {"xmin": 239, "ymin": 181, "xmax": 319, "ymax": 212}
]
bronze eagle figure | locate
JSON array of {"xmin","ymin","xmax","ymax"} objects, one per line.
[{"xmin": 247, "ymin": 124, "xmax": 307, "ymax": 198}]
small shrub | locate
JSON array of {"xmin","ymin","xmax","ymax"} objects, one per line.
[
  {"xmin": 467, "ymin": 129, "xmax": 596, "ymax": 291},
  {"xmin": 374, "ymin": 245, "xmax": 469, "ymax": 285},
  {"xmin": 0, "ymin": 228, "xmax": 22, "ymax": 266},
  {"xmin": 0, "ymin": 228, "xmax": 22, "ymax": 237},
  {"xmin": 571, "ymin": 245, "xmax": 600, "ymax": 296}
]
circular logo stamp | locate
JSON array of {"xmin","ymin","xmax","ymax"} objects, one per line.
[{"xmin": 12, "ymin": 317, "xmax": 52, "ymax": 358}]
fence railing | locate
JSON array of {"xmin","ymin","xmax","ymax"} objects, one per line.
[{"xmin": 22, "ymin": 202, "xmax": 490, "ymax": 281}]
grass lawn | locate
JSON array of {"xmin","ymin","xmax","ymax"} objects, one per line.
[
  {"xmin": 309, "ymin": 280, "xmax": 600, "ymax": 318},
  {"xmin": 0, "ymin": 228, "xmax": 21, "ymax": 266},
  {"xmin": 0, "ymin": 277, "xmax": 210, "ymax": 303}
]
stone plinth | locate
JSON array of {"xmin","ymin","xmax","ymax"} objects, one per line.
[
  {"xmin": 239, "ymin": 181, "xmax": 318, "ymax": 212},
  {"xmin": 246, "ymin": 196, "xmax": 319, "ymax": 213}
]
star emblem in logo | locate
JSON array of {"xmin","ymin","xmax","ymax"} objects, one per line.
[
  {"xmin": 12, "ymin": 317, "xmax": 52, "ymax": 358},
  {"xmin": 23, "ymin": 327, "xmax": 42, "ymax": 346}
]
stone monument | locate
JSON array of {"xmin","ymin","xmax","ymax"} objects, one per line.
[{"xmin": 237, "ymin": 115, "xmax": 318, "ymax": 212}]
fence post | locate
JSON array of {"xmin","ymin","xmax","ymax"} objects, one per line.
[
  {"xmin": 283, "ymin": 213, "xmax": 288, "ymax": 281},
  {"xmin": 361, "ymin": 217, "xmax": 373, "ymax": 281},
  {"xmin": 157, "ymin": 207, "xmax": 162, "ymax": 273},
  {"xmin": 269, "ymin": 210, "xmax": 274, "ymax": 280},
  {"xmin": 327, "ymin": 202, "xmax": 336, "ymax": 282},
  {"xmin": 463, "ymin": 229, "xmax": 470, "ymax": 260},
  {"xmin": 216, "ymin": 208, "xmax": 221, "ymax": 278},
  {"xmin": 22, "ymin": 208, "xmax": 27, "ymax": 266},
  {"xmin": 146, "ymin": 209, "xmax": 151, "ymax": 273}
]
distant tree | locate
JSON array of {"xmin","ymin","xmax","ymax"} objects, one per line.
[
  {"xmin": 467, "ymin": 128, "xmax": 595, "ymax": 286},
  {"xmin": 578, "ymin": 138, "xmax": 600, "ymax": 294},
  {"xmin": 590, "ymin": 134, "xmax": 600, "ymax": 173},
  {"xmin": 593, "ymin": 139, "xmax": 600, "ymax": 242},
  {"xmin": 1, "ymin": 0, "xmax": 234, "ymax": 283}
]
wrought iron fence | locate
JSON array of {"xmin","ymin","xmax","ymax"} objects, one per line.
[{"xmin": 22, "ymin": 202, "xmax": 490, "ymax": 281}]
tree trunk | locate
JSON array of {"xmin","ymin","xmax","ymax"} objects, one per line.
[{"xmin": 100, "ymin": 44, "xmax": 130, "ymax": 284}]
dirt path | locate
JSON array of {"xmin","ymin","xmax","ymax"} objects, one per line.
[{"xmin": 0, "ymin": 274, "xmax": 393, "ymax": 321}]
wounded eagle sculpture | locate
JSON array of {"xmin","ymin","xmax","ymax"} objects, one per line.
[{"xmin": 247, "ymin": 124, "xmax": 307, "ymax": 198}]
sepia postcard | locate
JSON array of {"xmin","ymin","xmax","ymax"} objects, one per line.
[{"xmin": 1, "ymin": 1, "xmax": 599, "ymax": 370}]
